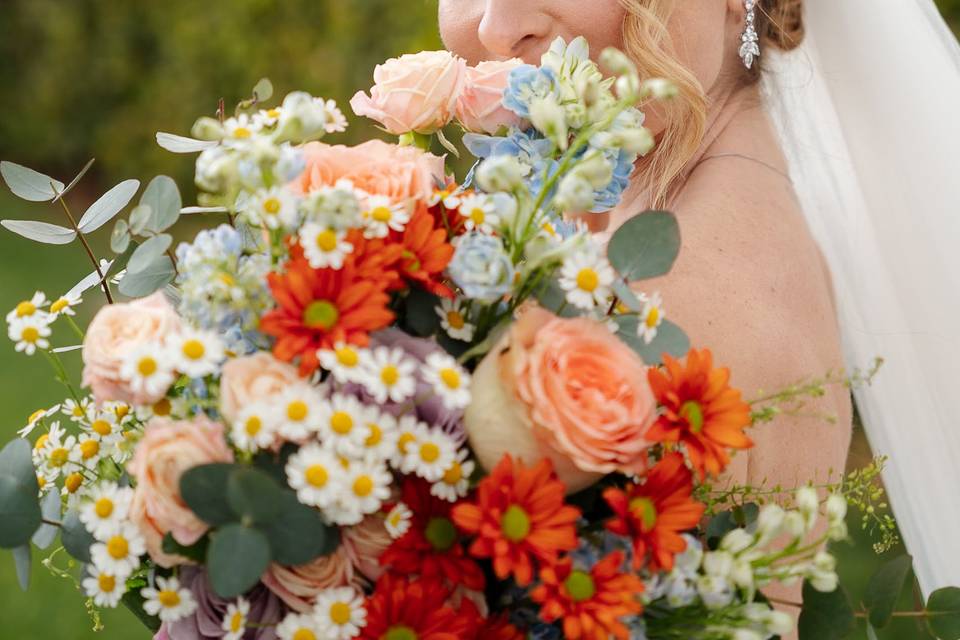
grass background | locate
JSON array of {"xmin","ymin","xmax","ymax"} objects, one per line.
[{"xmin": 1, "ymin": 1, "xmax": 958, "ymax": 638}]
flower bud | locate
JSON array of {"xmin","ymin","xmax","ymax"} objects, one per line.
[
  {"xmin": 826, "ymin": 494, "xmax": 848, "ymax": 523},
  {"xmin": 555, "ymin": 174, "xmax": 595, "ymax": 212},
  {"xmin": 757, "ymin": 504, "xmax": 786, "ymax": 538},
  {"xmin": 796, "ymin": 486, "xmax": 819, "ymax": 515},
  {"xmin": 732, "ymin": 630, "xmax": 763, "ymax": 640},
  {"xmin": 765, "ymin": 610, "xmax": 795, "ymax": 635},
  {"xmin": 641, "ymin": 78, "xmax": 679, "ymax": 100},
  {"xmin": 529, "ymin": 96, "xmax": 569, "ymax": 150},
  {"xmin": 720, "ymin": 528, "xmax": 755, "ymax": 555},
  {"xmin": 600, "ymin": 48, "xmax": 638, "ymax": 77},
  {"xmin": 703, "ymin": 551, "xmax": 734, "ymax": 578},
  {"xmin": 476, "ymin": 156, "xmax": 525, "ymax": 192},
  {"xmin": 696, "ymin": 575, "xmax": 734, "ymax": 610},
  {"xmin": 783, "ymin": 511, "xmax": 807, "ymax": 539},
  {"xmin": 665, "ymin": 574, "xmax": 698, "ymax": 608},
  {"xmin": 730, "ymin": 559, "xmax": 755, "ymax": 590},
  {"xmin": 191, "ymin": 116, "xmax": 226, "ymax": 141}
]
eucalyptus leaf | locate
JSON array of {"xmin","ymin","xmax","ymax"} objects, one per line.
[
  {"xmin": 207, "ymin": 524, "xmax": 272, "ymax": 599},
  {"xmin": 864, "ymin": 554, "xmax": 913, "ymax": 629},
  {"xmin": 117, "ymin": 254, "xmax": 176, "ymax": 298},
  {"xmin": 614, "ymin": 316, "xmax": 690, "ymax": 366},
  {"xmin": 121, "ymin": 588, "xmax": 162, "ymax": 632},
  {"xmin": 798, "ymin": 581, "xmax": 855, "ymax": 640},
  {"xmin": 161, "ymin": 532, "xmax": 208, "ymax": 564},
  {"xmin": 180, "ymin": 464, "xmax": 239, "ymax": 526},
  {"xmin": 127, "ymin": 234, "xmax": 173, "ymax": 274},
  {"xmin": 111, "ymin": 219, "xmax": 131, "ymax": 253},
  {"xmin": 140, "ymin": 175, "xmax": 182, "ymax": 232},
  {"xmin": 927, "ymin": 587, "xmax": 960, "ymax": 640},
  {"xmin": 181, "ymin": 206, "xmax": 228, "ymax": 214},
  {"xmin": 866, "ymin": 623, "xmax": 879, "ymax": 640},
  {"xmin": 611, "ymin": 279, "xmax": 642, "ymax": 312},
  {"xmin": 0, "ymin": 439, "xmax": 38, "ymax": 486},
  {"xmin": 12, "ymin": 544, "xmax": 31, "ymax": 590},
  {"xmin": 0, "ymin": 475, "xmax": 42, "ymax": 548},
  {"xmin": 226, "ymin": 467, "xmax": 283, "ymax": 525},
  {"xmin": 534, "ymin": 279, "xmax": 585, "ymax": 318},
  {"xmin": 52, "ymin": 158, "xmax": 96, "ymax": 203},
  {"xmin": 607, "ymin": 210, "xmax": 681, "ymax": 281},
  {"xmin": 262, "ymin": 491, "xmax": 340, "ymax": 566},
  {"xmin": 66, "ymin": 259, "xmax": 115, "ymax": 298},
  {"xmin": 0, "ymin": 161, "xmax": 65, "ymax": 201},
  {"xmin": 77, "ymin": 179, "xmax": 140, "ymax": 233},
  {"xmin": 252, "ymin": 77, "xmax": 274, "ymax": 102},
  {"xmin": 128, "ymin": 204, "xmax": 153, "ymax": 235},
  {"xmin": 61, "ymin": 510, "xmax": 94, "ymax": 563},
  {"xmin": 0, "ymin": 220, "xmax": 77, "ymax": 245},
  {"xmin": 32, "ymin": 489, "xmax": 61, "ymax": 549},
  {"xmin": 155, "ymin": 132, "xmax": 218, "ymax": 154},
  {"xmin": 403, "ymin": 288, "xmax": 442, "ymax": 337}
]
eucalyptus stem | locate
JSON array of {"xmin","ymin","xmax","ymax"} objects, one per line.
[
  {"xmin": 42, "ymin": 349, "xmax": 82, "ymax": 405},
  {"xmin": 53, "ymin": 188, "xmax": 114, "ymax": 304},
  {"xmin": 65, "ymin": 316, "xmax": 85, "ymax": 341}
]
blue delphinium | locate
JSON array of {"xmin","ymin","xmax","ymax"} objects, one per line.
[
  {"xmin": 502, "ymin": 65, "xmax": 560, "ymax": 119},
  {"xmin": 447, "ymin": 233, "xmax": 515, "ymax": 303}
]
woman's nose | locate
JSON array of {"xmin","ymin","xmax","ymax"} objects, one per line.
[{"xmin": 476, "ymin": 0, "xmax": 551, "ymax": 63}]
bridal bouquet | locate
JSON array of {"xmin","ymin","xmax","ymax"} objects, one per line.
[{"xmin": 0, "ymin": 37, "xmax": 952, "ymax": 640}]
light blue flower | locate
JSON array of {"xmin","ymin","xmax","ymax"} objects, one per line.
[
  {"xmin": 503, "ymin": 65, "xmax": 560, "ymax": 119},
  {"xmin": 447, "ymin": 233, "xmax": 515, "ymax": 303}
]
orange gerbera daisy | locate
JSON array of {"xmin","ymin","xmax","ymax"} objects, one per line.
[
  {"xmin": 359, "ymin": 575, "xmax": 474, "ymax": 640},
  {"xmin": 646, "ymin": 348, "xmax": 753, "ymax": 479},
  {"xmin": 531, "ymin": 551, "xmax": 644, "ymax": 640},
  {"xmin": 451, "ymin": 454, "xmax": 581, "ymax": 587},
  {"xmin": 392, "ymin": 204, "xmax": 455, "ymax": 298},
  {"xmin": 260, "ymin": 246, "xmax": 394, "ymax": 375},
  {"xmin": 602, "ymin": 453, "xmax": 705, "ymax": 572},
  {"xmin": 476, "ymin": 614, "xmax": 526, "ymax": 640}
]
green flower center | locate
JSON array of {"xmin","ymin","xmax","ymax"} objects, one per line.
[
  {"xmin": 680, "ymin": 400, "xmax": 704, "ymax": 434},
  {"xmin": 384, "ymin": 626, "xmax": 418, "ymax": 640},
  {"xmin": 564, "ymin": 570, "xmax": 597, "ymax": 603},
  {"xmin": 424, "ymin": 516, "xmax": 457, "ymax": 552},
  {"xmin": 628, "ymin": 496, "xmax": 658, "ymax": 531},
  {"xmin": 302, "ymin": 300, "xmax": 339, "ymax": 330},
  {"xmin": 501, "ymin": 504, "xmax": 531, "ymax": 542}
]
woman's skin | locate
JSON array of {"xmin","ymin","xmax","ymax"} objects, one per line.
[{"xmin": 440, "ymin": 0, "xmax": 853, "ymax": 630}]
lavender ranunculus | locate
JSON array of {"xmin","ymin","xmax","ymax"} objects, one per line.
[{"xmin": 155, "ymin": 567, "xmax": 285, "ymax": 640}]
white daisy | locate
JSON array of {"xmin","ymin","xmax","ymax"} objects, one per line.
[
  {"xmin": 103, "ymin": 400, "xmax": 135, "ymax": 426},
  {"xmin": 31, "ymin": 422, "xmax": 63, "ymax": 467},
  {"xmin": 318, "ymin": 342, "xmax": 369, "ymax": 385},
  {"xmin": 6, "ymin": 291, "xmax": 50, "ymax": 323},
  {"xmin": 80, "ymin": 482, "xmax": 134, "ymax": 541},
  {"xmin": 342, "ymin": 458, "xmax": 391, "ymax": 518},
  {"xmin": 85, "ymin": 410, "xmax": 123, "ymax": 447},
  {"xmin": 435, "ymin": 298, "xmax": 475, "ymax": 342},
  {"xmin": 77, "ymin": 435, "xmax": 105, "ymax": 470},
  {"xmin": 37, "ymin": 429, "xmax": 80, "ymax": 481},
  {"xmin": 49, "ymin": 292, "xmax": 82, "ymax": 317},
  {"xmin": 301, "ymin": 181, "xmax": 363, "ymax": 230},
  {"xmin": 222, "ymin": 114, "xmax": 261, "ymax": 144},
  {"xmin": 36, "ymin": 468, "xmax": 57, "ymax": 496},
  {"xmin": 357, "ymin": 405, "xmax": 398, "ymax": 463},
  {"xmin": 384, "ymin": 502, "xmax": 413, "ymax": 539},
  {"xmin": 459, "ymin": 193, "xmax": 500, "ymax": 234},
  {"xmin": 91, "ymin": 522, "xmax": 146, "ymax": 578},
  {"xmin": 321, "ymin": 99, "xmax": 348, "ymax": 134},
  {"xmin": 167, "ymin": 328, "xmax": 226, "ymax": 378},
  {"xmin": 319, "ymin": 394, "xmax": 369, "ymax": 457},
  {"xmin": 428, "ymin": 188, "xmax": 463, "ymax": 210},
  {"xmin": 243, "ymin": 186, "xmax": 300, "ymax": 230},
  {"xmin": 286, "ymin": 443, "xmax": 342, "ymax": 508},
  {"xmin": 389, "ymin": 415, "xmax": 423, "ymax": 470},
  {"xmin": 559, "ymin": 251, "xmax": 616, "ymax": 310},
  {"xmin": 18, "ymin": 403, "xmax": 61, "ymax": 437},
  {"xmin": 231, "ymin": 402, "xmax": 278, "ymax": 452},
  {"xmin": 422, "ymin": 352, "xmax": 471, "ymax": 411},
  {"xmin": 431, "ymin": 449, "xmax": 475, "ymax": 503},
  {"xmin": 82, "ymin": 565, "xmax": 126, "ymax": 608},
  {"xmin": 221, "ymin": 597, "xmax": 250, "ymax": 640},
  {"xmin": 400, "ymin": 424, "xmax": 457, "ymax": 483},
  {"xmin": 254, "ymin": 106, "xmax": 283, "ymax": 128},
  {"xmin": 276, "ymin": 385, "xmax": 324, "ymax": 442},
  {"xmin": 639, "ymin": 291, "xmax": 665, "ymax": 344},
  {"xmin": 61, "ymin": 470, "xmax": 88, "ymax": 504},
  {"xmin": 298, "ymin": 223, "xmax": 354, "ymax": 270},
  {"xmin": 277, "ymin": 612, "xmax": 324, "ymax": 640},
  {"xmin": 8, "ymin": 315, "xmax": 52, "ymax": 355},
  {"xmin": 314, "ymin": 586, "xmax": 366, "ymax": 639},
  {"xmin": 360, "ymin": 347, "xmax": 417, "ymax": 404},
  {"xmin": 62, "ymin": 397, "xmax": 94, "ymax": 424},
  {"xmin": 141, "ymin": 575, "xmax": 197, "ymax": 623},
  {"xmin": 361, "ymin": 195, "xmax": 410, "ymax": 239},
  {"xmin": 119, "ymin": 343, "xmax": 176, "ymax": 401}
]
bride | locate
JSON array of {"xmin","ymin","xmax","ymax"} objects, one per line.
[{"xmin": 439, "ymin": 0, "xmax": 960, "ymax": 618}]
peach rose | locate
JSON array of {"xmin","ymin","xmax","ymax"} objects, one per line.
[
  {"xmin": 219, "ymin": 352, "xmax": 302, "ymax": 424},
  {"xmin": 350, "ymin": 50, "xmax": 467, "ymax": 135},
  {"xmin": 81, "ymin": 292, "xmax": 182, "ymax": 404},
  {"xmin": 341, "ymin": 514, "xmax": 393, "ymax": 582},
  {"xmin": 261, "ymin": 547, "xmax": 362, "ymax": 613},
  {"xmin": 290, "ymin": 139, "xmax": 446, "ymax": 204},
  {"xmin": 456, "ymin": 59, "xmax": 526, "ymax": 135},
  {"xmin": 465, "ymin": 306, "xmax": 656, "ymax": 493},
  {"xmin": 127, "ymin": 416, "xmax": 233, "ymax": 567}
]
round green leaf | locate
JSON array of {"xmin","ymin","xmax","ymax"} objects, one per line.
[
  {"xmin": 262, "ymin": 491, "xmax": 340, "ymax": 566},
  {"xmin": 0, "ymin": 439, "xmax": 39, "ymax": 487},
  {"xmin": 864, "ymin": 554, "xmax": 913, "ymax": 629},
  {"xmin": 226, "ymin": 467, "xmax": 283, "ymax": 525},
  {"xmin": 207, "ymin": 524, "xmax": 272, "ymax": 599},
  {"xmin": 127, "ymin": 234, "xmax": 173, "ymax": 274},
  {"xmin": 180, "ymin": 464, "xmax": 239, "ymax": 526},
  {"xmin": 0, "ymin": 161, "xmax": 64, "ymax": 201},
  {"xmin": 111, "ymin": 219, "xmax": 131, "ymax": 253},
  {"xmin": 12, "ymin": 544, "xmax": 31, "ymax": 590},
  {"xmin": 613, "ymin": 316, "xmax": 690, "ymax": 366},
  {"xmin": 0, "ymin": 220, "xmax": 77, "ymax": 245},
  {"xmin": 140, "ymin": 175, "xmax": 182, "ymax": 233},
  {"xmin": 252, "ymin": 77, "xmax": 274, "ymax": 102},
  {"xmin": 798, "ymin": 581, "xmax": 855, "ymax": 640},
  {"xmin": 0, "ymin": 475, "xmax": 42, "ymax": 548},
  {"xmin": 121, "ymin": 588, "xmax": 162, "ymax": 632},
  {"xmin": 32, "ymin": 488, "xmax": 62, "ymax": 549},
  {"xmin": 61, "ymin": 510, "xmax": 94, "ymax": 563},
  {"xmin": 77, "ymin": 178, "xmax": 140, "ymax": 233},
  {"xmin": 118, "ymin": 252, "xmax": 176, "ymax": 298},
  {"xmin": 403, "ymin": 288, "xmax": 442, "ymax": 337},
  {"xmin": 927, "ymin": 587, "xmax": 960, "ymax": 640},
  {"xmin": 128, "ymin": 204, "xmax": 153, "ymax": 235},
  {"xmin": 607, "ymin": 210, "xmax": 681, "ymax": 281}
]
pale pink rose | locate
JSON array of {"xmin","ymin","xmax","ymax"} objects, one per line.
[
  {"xmin": 127, "ymin": 416, "xmax": 233, "ymax": 567},
  {"xmin": 456, "ymin": 59, "xmax": 526, "ymax": 135},
  {"xmin": 81, "ymin": 292, "xmax": 182, "ymax": 404},
  {"xmin": 219, "ymin": 352, "xmax": 302, "ymax": 424},
  {"xmin": 465, "ymin": 307, "xmax": 656, "ymax": 493},
  {"xmin": 290, "ymin": 139, "xmax": 446, "ymax": 204},
  {"xmin": 350, "ymin": 50, "xmax": 467, "ymax": 135},
  {"xmin": 261, "ymin": 547, "xmax": 362, "ymax": 613},
  {"xmin": 341, "ymin": 513, "xmax": 393, "ymax": 582}
]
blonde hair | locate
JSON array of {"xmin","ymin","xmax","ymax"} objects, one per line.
[{"xmin": 618, "ymin": 0, "xmax": 805, "ymax": 208}]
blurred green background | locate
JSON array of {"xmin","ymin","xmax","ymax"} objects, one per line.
[{"xmin": 1, "ymin": 1, "xmax": 957, "ymax": 638}]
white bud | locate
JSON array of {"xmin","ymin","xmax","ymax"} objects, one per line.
[
  {"xmin": 674, "ymin": 534, "xmax": 704, "ymax": 577},
  {"xmin": 572, "ymin": 150, "xmax": 614, "ymax": 188},
  {"xmin": 765, "ymin": 610, "xmax": 795, "ymax": 635},
  {"xmin": 813, "ymin": 550, "xmax": 837, "ymax": 572},
  {"xmin": 757, "ymin": 504, "xmax": 786, "ymax": 538},
  {"xmin": 826, "ymin": 494, "xmax": 848, "ymax": 523},
  {"xmin": 827, "ymin": 519, "xmax": 849, "ymax": 541},
  {"xmin": 600, "ymin": 47, "xmax": 638, "ymax": 77},
  {"xmin": 529, "ymin": 96, "xmax": 569, "ymax": 150},
  {"xmin": 732, "ymin": 630, "xmax": 763, "ymax": 640},
  {"xmin": 476, "ymin": 156, "xmax": 525, "ymax": 192},
  {"xmin": 555, "ymin": 174, "xmax": 595, "ymax": 212},
  {"xmin": 783, "ymin": 511, "xmax": 807, "ymax": 539},
  {"xmin": 720, "ymin": 528, "xmax": 755, "ymax": 555},
  {"xmin": 730, "ymin": 559, "xmax": 755, "ymax": 590},
  {"xmin": 703, "ymin": 551, "xmax": 734, "ymax": 578},
  {"xmin": 809, "ymin": 570, "xmax": 839, "ymax": 593},
  {"xmin": 665, "ymin": 574, "xmax": 698, "ymax": 608},
  {"xmin": 641, "ymin": 78, "xmax": 679, "ymax": 100},
  {"xmin": 615, "ymin": 74, "xmax": 641, "ymax": 100},
  {"xmin": 616, "ymin": 127, "xmax": 656, "ymax": 156},
  {"xmin": 191, "ymin": 116, "xmax": 226, "ymax": 141},
  {"xmin": 696, "ymin": 575, "xmax": 734, "ymax": 610},
  {"xmin": 795, "ymin": 487, "xmax": 819, "ymax": 515}
]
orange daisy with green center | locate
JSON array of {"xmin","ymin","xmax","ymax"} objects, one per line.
[
  {"xmin": 646, "ymin": 348, "xmax": 753, "ymax": 479},
  {"xmin": 391, "ymin": 205, "xmax": 455, "ymax": 299},
  {"xmin": 451, "ymin": 454, "xmax": 580, "ymax": 587}
]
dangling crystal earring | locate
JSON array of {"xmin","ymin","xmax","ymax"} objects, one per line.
[{"xmin": 739, "ymin": 0, "xmax": 760, "ymax": 69}]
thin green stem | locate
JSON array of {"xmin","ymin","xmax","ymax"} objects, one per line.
[
  {"xmin": 53, "ymin": 189, "xmax": 113, "ymax": 304},
  {"xmin": 42, "ymin": 350, "xmax": 82, "ymax": 405},
  {"xmin": 64, "ymin": 316, "xmax": 85, "ymax": 341}
]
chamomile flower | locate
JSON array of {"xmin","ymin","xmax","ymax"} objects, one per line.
[
  {"xmin": 357, "ymin": 406, "xmax": 398, "ymax": 463},
  {"xmin": 82, "ymin": 565, "xmax": 126, "ymax": 608},
  {"xmin": 360, "ymin": 347, "xmax": 417, "ymax": 404},
  {"xmin": 384, "ymin": 502, "xmax": 413, "ymax": 539},
  {"xmin": 85, "ymin": 410, "xmax": 123, "ymax": 447},
  {"xmin": 119, "ymin": 343, "xmax": 176, "ymax": 401},
  {"xmin": 459, "ymin": 193, "xmax": 500, "ymax": 234},
  {"xmin": 314, "ymin": 587, "xmax": 366, "ymax": 639},
  {"xmin": 277, "ymin": 612, "xmax": 325, "ymax": 640},
  {"xmin": 91, "ymin": 522, "xmax": 145, "ymax": 578},
  {"xmin": 430, "ymin": 449, "xmax": 475, "ymax": 503},
  {"xmin": 6, "ymin": 291, "xmax": 50, "ymax": 323},
  {"xmin": 37, "ymin": 429, "xmax": 80, "ymax": 481},
  {"xmin": 318, "ymin": 394, "xmax": 368, "ymax": 457},
  {"xmin": 222, "ymin": 114, "xmax": 260, "ymax": 145},
  {"xmin": 559, "ymin": 251, "xmax": 616, "ymax": 310},
  {"xmin": 342, "ymin": 458, "xmax": 392, "ymax": 517},
  {"xmin": 32, "ymin": 422, "xmax": 63, "ymax": 467},
  {"xmin": 298, "ymin": 222, "xmax": 354, "ymax": 270},
  {"xmin": 61, "ymin": 471, "xmax": 88, "ymax": 507},
  {"xmin": 103, "ymin": 400, "xmax": 135, "ymax": 425},
  {"xmin": 254, "ymin": 106, "xmax": 284, "ymax": 127},
  {"xmin": 639, "ymin": 291, "xmax": 665, "ymax": 344},
  {"xmin": 231, "ymin": 402, "xmax": 278, "ymax": 452},
  {"xmin": 62, "ymin": 397, "xmax": 94, "ymax": 424},
  {"xmin": 318, "ymin": 342, "xmax": 369, "ymax": 384},
  {"xmin": 422, "ymin": 353, "xmax": 471, "ymax": 410},
  {"xmin": 276, "ymin": 385, "xmax": 324, "ymax": 441},
  {"xmin": 322, "ymin": 99, "xmax": 348, "ymax": 134},
  {"xmin": 77, "ymin": 435, "xmax": 105, "ymax": 470},
  {"xmin": 8, "ymin": 315, "xmax": 52, "ymax": 355},
  {"xmin": 435, "ymin": 298, "xmax": 475, "ymax": 342},
  {"xmin": 399, "ymin": 424, "xmax": 458, "ymax": 483},
  {"xmin": 49, "ymin": 292, "xmax": 82, "ymax": 317},
  {"xmin": 286, "ymin": 443, "xmax": 342, "ymax": 508},
  {"xmin": 141, "ymin": 576, "xmax": 197, "ymax": 623},
  {"xmin": 389, "ymin": 415, "xmax": 423, "ymax": 470},
  {"xmin": 221, "ymin": 597, "xmax": 250, "ymax": 640},
  {"xmin": 167, "ymin": 328, "xmax": 226, "ymax": 378},
  {"xmin": 80, "ymin": 482, "xmax": 133, "ymax": 541},
  {"xmin": 361, "ymin": 195, "xmax": 410, "ymax": 239},
  {"xmin": 18, "ymin": 403, "xmax": 61, "ymax": 437},
  {"xmin": 428, "ymin": 187, "xmax": 463, "ymax": 209},
  {"xmin": 243, "ymin": 186, "xmax": 300, "ymax": 230},
  {"xmin": 301, "ymin": 181, "xmax": 363, "ymax": 229}
]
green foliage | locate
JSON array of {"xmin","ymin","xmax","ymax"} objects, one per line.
[
  {"xmin": 927, "ymin": 588, "xmax": 960, "ymax": 640},
  {"xmin": 606, "ymin": 210, "xmax": 681, "ymax": 281},
  {"xmin": 0, "ymin": 440, "xmax": 41, "ymax": 549},
  {"xmin": 864, "ymin": 555, "xmax": 913, "ymax": 629},
  {"xmin": 799, "ymin": 581, "xmax": 856, "ymax": 640}
]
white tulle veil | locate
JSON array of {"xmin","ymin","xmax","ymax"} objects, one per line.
[{"xmin": 760, "ymin": 0, "xmax": 960, "ymax": 594}]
